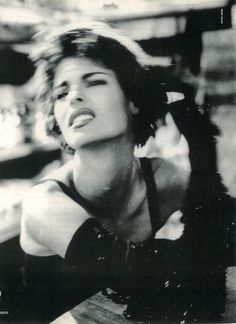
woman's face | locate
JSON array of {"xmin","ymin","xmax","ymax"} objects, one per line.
[{"xmin": 53, "ymin": 57, "xmax": 134, "ymax": 150}]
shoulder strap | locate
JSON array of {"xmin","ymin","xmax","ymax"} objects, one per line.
[
  {"xmin": 37, "ymin": 178, "xmax": 95, "ymax": 213},
  {"xmin": 139, "ymin": 158, "xmax": 162, "ymax": 234},
  {"xmin": 38, "ymin": 160, "xmax": 162, "ymax": 234}
]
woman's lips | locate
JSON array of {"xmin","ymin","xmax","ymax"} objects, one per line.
[
  {"xmin": 71, "ymin": 114, "xmax": 94, "ymax": 128},
  {"xmin": 69, "ymin": 109, "xmax": 95, "ymax": 128}
]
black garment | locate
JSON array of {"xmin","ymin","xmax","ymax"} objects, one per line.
[
  {"xmin": 102, "ymin": 171, "xmax": 235, "ymax": 322},
  {"xmin": 21, "ymin": 254, "xmax": 103, "ymax": 322},
  {"xmin": 21, "ymin": 100, "xmax": 235, "ymax": 323},
  {"xmin": 21, "ymin": 157, "xmax": 159, "ymax": 323},
  {"xmin": 22, "ymin": 162, "xmax": 235, "ymax": 323}
]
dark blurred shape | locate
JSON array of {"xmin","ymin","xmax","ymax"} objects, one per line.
[
  {"xmin": 0, "ymin": 144, "xmax": 61, "ymax": 179},
  {"xmin": 138, "ymin": 3, "xmax": 232, "ymax": 77},
  {"xmin": 0, "ymin": 47, "xmax": 35, "ymax": 85},
  {"xmin": 0, "ymin": 236, "xmax": 24, "ymax": 320},
  {"xmin": 186, "ymin": 4, "xmax": 232, "ymax": 33},
  {"xmin": 181, "ymin": 5, "xmax": 232, "ymax": 76}
]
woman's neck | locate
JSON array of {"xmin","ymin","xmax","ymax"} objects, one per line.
[{"xmin": 72, "ymin": 136, "xmax": 141, "ymax": 217}]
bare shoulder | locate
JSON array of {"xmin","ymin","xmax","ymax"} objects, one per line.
[
  {"xmin": 22, "ymin": 161, "xmax": 73, "ymax": 219},
  {"xmin": 20, "ymin": 161, "xmax": 90, "ymax": 257}
]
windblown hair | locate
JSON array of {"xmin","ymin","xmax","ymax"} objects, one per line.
[{"xmin": 31, "ymin": 21, "xmax": 167, "ymax": 147}]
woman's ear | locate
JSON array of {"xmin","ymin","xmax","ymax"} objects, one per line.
[{"xmin": 129, "ymin": 101, "xmax": 140, "ymax": 115}]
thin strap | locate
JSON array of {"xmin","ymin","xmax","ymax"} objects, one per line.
[
  {"xmin": 38, "ymin": 159, "xmax": 161, "ymax": 234},
  {"xmin": 37, "ymin": 179, "xmax": 96, "ymax": 213},
  {"xmin": 139, "ymin": 158, "xmax": 161, "ymax": 235}
]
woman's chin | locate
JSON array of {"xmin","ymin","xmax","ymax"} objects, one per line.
[
  {"xmin": 68, "ymin": 132, "xmax": 127, "ymax": 150},
  {"xmin": 68, "ymin": 135, "xmax": 106, "ymax": 150}
]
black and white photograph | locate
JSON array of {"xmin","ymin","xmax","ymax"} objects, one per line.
[{"xmin": 0, "ymin": 0, "xmax": 235, "ymax": 323}]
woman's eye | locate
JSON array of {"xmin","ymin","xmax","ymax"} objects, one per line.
[
  {"xmin": 87, "ymin": 79, "xmax": 107, "ymax": 87},
  {"xmin": 53, "ymin": 91, "xmax": 68, "ymax": 100}
]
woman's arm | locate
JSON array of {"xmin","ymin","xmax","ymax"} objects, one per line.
[
  {"xmin": 168, "ymin": 99, "xmax": 236, "ymax": 266},
  {"xmin": 168, "ymin": 99, "xmax": 219, "ymax": 173},
  {"xmin": 20, "ymin": 179, "xmax": 171, "ymax": 281},
  {"xmin": 20, "ymin": 182, "xmax": 105, "ymax": 322}
]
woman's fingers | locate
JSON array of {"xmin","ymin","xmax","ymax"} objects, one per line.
[
  {"xmin": 166, "ymin": 92, "xmax": 185, "ymax": 104},
  {"xmin": 155, "ymin": 210, "xmax": 184, "ymax": 241}
]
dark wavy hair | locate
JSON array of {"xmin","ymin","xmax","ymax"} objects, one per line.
[{"xmin": 31, "ymin": 21, "xmax": 167, "ymax": 148}]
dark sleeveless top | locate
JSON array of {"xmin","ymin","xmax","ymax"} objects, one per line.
[
  {"xmin": 21, "ymin": 157, "xmax": 236, "ymax": 323},
  {"xmin": 20, "ymin": 158, "xmax": 160, "ymax": 322},
  {"xmin": 21, "ymin": 100, "xmax": 236, "ymax": 323}
]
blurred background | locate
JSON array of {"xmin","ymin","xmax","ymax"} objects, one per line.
[{"xmin": 0, "ymin": 0, "xmax": 236, "ymax": 320}]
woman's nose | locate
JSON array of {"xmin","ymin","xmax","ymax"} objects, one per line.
[{"xmin": 69, "ymin": 90, "xmax": 84, "ymax": 104}]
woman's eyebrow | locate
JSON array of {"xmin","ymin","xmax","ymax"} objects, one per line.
[
  {"xmin": 53, "ymin": 72, "xmax": 108, "ymax": 90},
  {"xmin": 82, "ymin": 72, "xmax": 108, "ymax": 80}
]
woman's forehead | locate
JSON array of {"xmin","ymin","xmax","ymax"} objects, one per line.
[{"xmin": 53, "ymin": 57, "xmax": 112, "ymax": 85}]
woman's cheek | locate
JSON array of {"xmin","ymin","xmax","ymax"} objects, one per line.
[{"xmin": 54, "ymin": 104, "xmax": 66, "ymax": 128}]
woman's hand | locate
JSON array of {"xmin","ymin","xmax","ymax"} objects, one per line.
[{"xmin": 155, "ymin": 210, "xmax": 184, "ymax": 241}]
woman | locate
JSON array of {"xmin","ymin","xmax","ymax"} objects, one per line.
[{"xmin": 20, "ymin": 22, "xmax": 235, "ymax": 323}]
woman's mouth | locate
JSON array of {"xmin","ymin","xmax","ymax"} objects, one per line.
[
  {"xmin": 69, "ymin": 110, "xmax": 95, "ymax": 128},
  {"xmin": 71, "ymin": 114, "xmax": 94, "ymax": 128}
]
